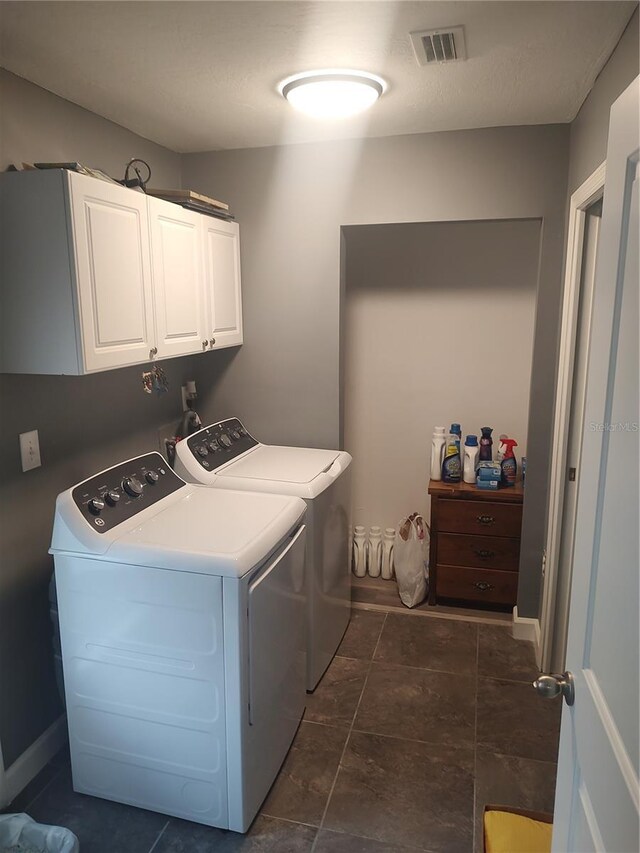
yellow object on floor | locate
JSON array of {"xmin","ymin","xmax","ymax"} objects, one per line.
[{"xmin": 484, "ymin": 809, "xmax": 553, "ymax": 853}]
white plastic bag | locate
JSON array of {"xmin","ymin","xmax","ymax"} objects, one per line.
[
  {"xmin": 394, "ymin": 514, "xmax": 429, "ymax": 608},
  {"xmin": 0, "ymin": 814, "xmax": 79, "ymax": 853}
]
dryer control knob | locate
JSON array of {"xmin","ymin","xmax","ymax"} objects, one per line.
[
  {"xmin": 208, "ymin": 441, "xmax": 220, "ymax": 452},
  {"xmin": 230, "ymin": 429, "xmax": 240, "ymax": 440},
  {"xmin": 195, "ymin": 445, "xmax": 209, "ymax": 457},
  {"xmin": 220, "ymin": 434, "xmax": 232, "ymax": 448},
  {"xmin": 145, "ymin": 470, "xmax": 159, "ymax": 484},
  {"xmin": 122, "ymin": 476, "xmax": 144, "ymax": 498},
  {"xmin": 103, "ymin": 490, "xmax": 120, "ymax": 506},
  {"xmin": 88, "ymin": 497, "xmax": 105, "ymax": 515}
]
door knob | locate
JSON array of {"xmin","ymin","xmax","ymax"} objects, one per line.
[{"xmin": 532, "ymin": 671, "xmax": 575, "ymax": 706}]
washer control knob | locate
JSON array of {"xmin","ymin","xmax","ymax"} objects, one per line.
[
  {"xmin": 220, "ymin": 434, "xmax": 232, "ymax": 448},
  {"xmin": 103, "ymin": 490, "xmax": 120, "ymax": 506},
  {"xmin": 122, "ymin": 476, "xmax": 144, "ymax": 498},
  {"xmin": 230, "ymin": 429, "xmax": 240, "ymax": 441},
  {"xmin": 88, "ymin": 497, "xmax": 105, "ymax": 515},
  {"xmin": 237, "ymin": 426, "xmax": 246, "ymax": 437},
  {"xmin": 208, "ymin": 441, "xmax": 220, "ymax": 452},
  {"xmin": 196, "ymin": 445, "xmax": 209, "ymax": 458},
  {"xmin": 145, "ymin": 470, "xmax": 159, "ymax": 485}
]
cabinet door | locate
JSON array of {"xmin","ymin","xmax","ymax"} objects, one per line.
[
  {"xmin": 203, "ymin": 219, "xmax": 243, "ymax": 348},
  {"xmin": 69, "ymin": 173, "xmax": 155, "ymax": 372},
  {"xmin": 148, "ymin": 198, "xmax": 207, "ymax": 359}
]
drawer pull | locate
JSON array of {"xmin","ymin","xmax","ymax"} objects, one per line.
[
  {"xmin": 477, "ymin": 514, "xmax": 495, "ymax": 526},
  {"xmin": 474, "ymin": 581, "xmax": 494, "ymax": 592},
  {"xmin": 474, "ymin": 548, "xmax": 495, "ymax": 560}
]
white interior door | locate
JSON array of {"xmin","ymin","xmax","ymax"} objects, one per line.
[
  {"xmin": 70, "ymin": 173, "xmax": 155, "ymax": 372},
  {"xmin": 149, "ymin": 197, "xmax": 206, "ymax": 358},
  {"xmin": 552, "ymin": 77, "xmax": 639, "ymax": 852}
]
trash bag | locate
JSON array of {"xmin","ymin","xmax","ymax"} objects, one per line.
[
  {"xmin": 0, "ymin": 813, "xmax": 79, "ymax": 853},
  {"xmin": 394, "ymin": 513, "xmax": 429, "ymax": 608}
]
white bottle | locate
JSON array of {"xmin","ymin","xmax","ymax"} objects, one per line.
[
  {"xmin": 463, "ymin": 435, "xmax": 480, "ymax": 484},
  {"xmin": 430, "ymin": 426, "xmax": 447, "ymax": 481},
  {"xmin": 367, "ymin": 526, "xmax": 382, "ymax": 578},
  {"xmin": 352, "ymin": 526, "xmax": 367, "ymax": 577},
  {"xmin": 381, "ymin": 527, "xmax": 395, "ymax": 580}
]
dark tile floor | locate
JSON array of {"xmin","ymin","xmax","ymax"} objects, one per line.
[{"xmin": 5, "ymin": 609, "xmax": 560, "ymax": 852}]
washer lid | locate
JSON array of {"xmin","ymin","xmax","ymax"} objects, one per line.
[
  {"xmin": 220, "ymin": 445, "xmax": 340, "ymax": 484},
  {"xmin": 106, "ymin": 488, "xmax": 305, "ymax": 577}
]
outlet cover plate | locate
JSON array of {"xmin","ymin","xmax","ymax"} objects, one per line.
[{"xmin": 20, "ymin": 430, "xmax": 41, "ymax": 472}]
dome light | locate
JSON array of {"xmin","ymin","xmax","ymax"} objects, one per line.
[{"xmin": 280, "ymin": 70, "xmax": 385, "ymax": 119}]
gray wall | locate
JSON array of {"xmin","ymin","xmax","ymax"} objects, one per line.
[
  {"xmin": 568, "ymin": 7, "xmax": 639, "ymax": 194},
  {"xmin": 182, "ymin": 124, "xmax": 571, "ymax": 619},
  {"xmin": 344, "ymin": 219, "xmax": 541, "ymax": 532},
  {"xmin": 0, "ymin": 70, "xmax": 197, "ymax": 769}
]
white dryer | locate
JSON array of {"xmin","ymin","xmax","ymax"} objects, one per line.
[
  {"xmin": 49, "ymin": 452, "xmax": 306, "ymax": 832},
  {"xmin": 174, "ymin": 418, "xmax": 352, "ymax": 691}
]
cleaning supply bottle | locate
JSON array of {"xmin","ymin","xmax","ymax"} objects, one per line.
[
  {"xmin": 430, "ymin": 426, "xmax": 447, "ymax": 481},
  {"xmin": 367, "ymin": 526, "xmax": 383, "ymax": 577},
  {"xmin": 450, "ymin": 423, "xmax": 462, "ymax": 456},
  {"xmin": 442, "ymin": 432, "xmax": 462, "ymax": 483},
  {"xmin": 463, "ymin": 435, "xmax": 479, "ymax": 484},
  {"xmin": 381, "ymin": 527, "xmax": 395, "ymax": 580},
  {"xmin": 500, "ymin": 438, "xmax": 518, "ymax": 486},
  {"xmin": 352, "ymin": 526, "xmax": 367, "ymax": 577},
  {"xmin": 479, "ymin": 427, "xmax": 493, "ymax": 461}
]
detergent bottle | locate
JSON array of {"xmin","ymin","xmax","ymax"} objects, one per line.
[
  {"xmin": 442, "ymin": 432, "xmax": 462, "ymax": 482},
  {"xmin": 500, "ymin": 438, "xmax": 518, "ymax": 486},
  {"xmin": 479, "ymin": 427, "xmax": 493, "ymax": 461},
  {"xmin": 430, "ymin": 427, "xmax": 447, "ymax": 481},
  {"xmin": 463, "ymin": 435, "xmax": 479, "ymax": 484}
]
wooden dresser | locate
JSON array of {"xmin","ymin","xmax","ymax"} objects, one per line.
[{"xmin": 427, "ymin": 480, "xmax": 524, "ymax": 609}]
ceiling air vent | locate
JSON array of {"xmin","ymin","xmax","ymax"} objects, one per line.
[{"xmin": 410, "ymin": 26, "xmax": 467, "ymax": 66}]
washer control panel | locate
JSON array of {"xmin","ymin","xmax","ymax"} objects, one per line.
[
  {"xmin": 185, "ymin": 418, "xmax": 258, "ymax": 471},
  {"xmin": 72, "ymin": 452, "xmax": 185, "ymax": 533}
]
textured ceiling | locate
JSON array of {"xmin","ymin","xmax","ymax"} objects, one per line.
[{"xmin": 0, "ymin": 1, "xmax": 636, "ymax": 152}]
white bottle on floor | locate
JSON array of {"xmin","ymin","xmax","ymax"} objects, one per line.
[
  {"xmin": 381, "ymin": 527, "xmax": 395, "ymax": 579},
  {"xmin": 352, "ymin": 526, "xmax": 367, "ymax": 577},
  {"xmin": 367, "ymin": 526, "xmax": 382, "ymax": 577}
]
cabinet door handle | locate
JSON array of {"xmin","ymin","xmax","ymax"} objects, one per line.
[
  {"xmin": 209, "ymin": 337, "xmax": 216, "ymax": 347},
  {"xmin": 149, "ymin": 346, "xmax": 158, "ymax": 358},
  {"xmin": 474, "ymin": 581, "xmax": 494, "ymax": 592},
  {"xmin": 202, "ymin": 340, "xmax": 209, "ymax": 350},
  {"xmin": 474, "ymin": 548, "xmax": 495, "ymax": 560},
  {"xmin": 476, "ymin": 514, "xmax": 495, "ymax": 525}
]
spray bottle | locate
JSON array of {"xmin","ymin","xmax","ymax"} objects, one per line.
[{"xmin": 500, "ymin": 438, "xmax": 518, "ymax": 486}]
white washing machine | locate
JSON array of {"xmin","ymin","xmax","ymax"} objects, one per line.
[
  {"xmin": 49, "ymin": 451, "xmax": 307, "ymax": 832},
  {"xmin": 174, "ymin": 418, "xmax": 352, "ymax": 691}
]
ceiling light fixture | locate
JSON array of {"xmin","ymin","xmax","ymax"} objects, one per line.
[{"xmin": 280, "ymin": 70, "xmax": 385, "ymax": 119}]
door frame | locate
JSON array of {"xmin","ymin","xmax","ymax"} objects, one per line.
[{"xmin": 538, "ymin": 162, "xmax": 606, "ymax": 674}]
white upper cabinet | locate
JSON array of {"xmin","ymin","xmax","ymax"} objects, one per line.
[
  {"xmin": 148, "ymin": 197, "xmax": 206, "ymax": 359},
  {"xmin": 0, "ymin": 170, "xmax": 243, "ymax": 375},
  {"xmin": 203, "ymin": 218, "xmax": 243, "ymax": 349},
  {"xmin": 70, "ymin": 173, "xmax": 155, "ymax": 372}
]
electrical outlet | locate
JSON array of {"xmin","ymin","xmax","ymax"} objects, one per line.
[{"xmin": 20, "ymin": 430, "xmax": 41, "ymax": 472}]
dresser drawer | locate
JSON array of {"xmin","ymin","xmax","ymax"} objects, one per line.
[
  {"xmin": 438, "ymin": 533, "xmax": 520, "ymax": 572},
  {"xmin": 436, "ymin": 566, "xmax": 518, "ymax": 606},
  {"xmin": 438, "ymin": 499, "xmax": 522, "ymax": 538}
]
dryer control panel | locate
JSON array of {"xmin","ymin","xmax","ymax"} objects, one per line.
[
  {"xmin": 72, "ymin": 452, "xmax": 185, "ymax": 534},
  {"xmin": 185, "ymin": 418, "xmax": 258, "ymax": 472}
]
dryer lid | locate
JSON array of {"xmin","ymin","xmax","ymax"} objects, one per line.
[{"xmin": 219, "ymin": 445, "xmax": 340, "ymax": 484}]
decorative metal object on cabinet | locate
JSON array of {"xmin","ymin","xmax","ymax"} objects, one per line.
[{"xmin": 427, "ymin": 479, "xmax": 524, "ymax": 609}]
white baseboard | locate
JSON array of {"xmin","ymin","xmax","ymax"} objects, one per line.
[
  {"xmin": 0, "ymin": 715, "xmax": 67, "ymax": 808},
  {"xmin": 512, "ymin": 606, "xmax": 542, "ymax": 668}
]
